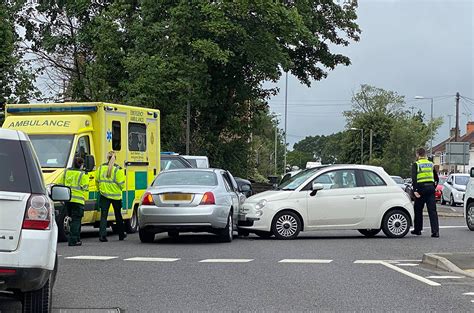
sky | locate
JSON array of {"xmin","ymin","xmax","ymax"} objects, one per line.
[{"xmin": 265, "ymin": 0, "xmax": 474, "ymax": 150}]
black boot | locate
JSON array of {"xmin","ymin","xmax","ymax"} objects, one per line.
[{"xmin": 99, "ymin": 236, "xmax": 108, "ymax": 242}]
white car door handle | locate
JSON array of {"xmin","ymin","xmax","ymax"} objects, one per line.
[{"xmin": 353, "ymin": 195, "xmax": 365, "ymax": 200}]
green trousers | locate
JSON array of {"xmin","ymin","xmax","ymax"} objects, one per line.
[{"xmin": 66, "ymin": 202, "xmax": 84, "ymax": 244}]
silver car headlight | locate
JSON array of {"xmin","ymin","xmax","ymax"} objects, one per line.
[{"xmin": 255, "ymin": 199, "xmax": 267, "ymax": 210}]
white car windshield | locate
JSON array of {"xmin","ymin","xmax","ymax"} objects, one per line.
[{"xmin": 279, "ymin": 168, "xmax": 323, "ymax": 191}]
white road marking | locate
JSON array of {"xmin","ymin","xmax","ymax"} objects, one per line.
[
  {"xmin": 397, "ymin": 263, "xmax": 419, "ymax": 267},
  {"xmin": 449, "ymin": 207, "xmax": 457, "ymax": 212},
  {"xmin": 279, "ymin": 259, "xmax": 333, "ymax": 264},
  {"xmin": 124, "ymin": 257, "xmax": 180, "ymax": 262},
  {"xmin": 463, "ymin": 292, "xmax": 474, "ymax": 296},
  {"xmin": 426, "ymin": 275, "xmax": 464, "ymax": 279},
  {"xmin": 354, "ymin": 260, "xmax": 441, "ymax": 286},
  {"xmin": 65, "ymin": 255, "xmax": 118, "ymax": 260},
  {"xmin": 424, "ymin": 226, "xmax": 466, "ymax": 229},
  {"xmin": 199, "ymin": 259, "xmax": 253, "ymax": 263}
]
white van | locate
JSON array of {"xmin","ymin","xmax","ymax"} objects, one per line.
[
  {"xmin": 0, "ymin": 129, "xmax": 70, "ymax": 312},
  {"xmin": 182, "ymin": 155, "xmax": 210, "ymax": 168}
]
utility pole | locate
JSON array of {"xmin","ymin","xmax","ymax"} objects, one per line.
[
  {"xmin": 455, "ymin": 92, "xmax": 460, "ymax": 141},
  {"xmin": 274, "ymin": 125, "xmax": 278, "ymax": 175},
  {"xmin": 369, "ymin": 129, "xmax": 373, "ymax": 162},
  {"xmin": 186, "ymin": 98, "xmax": 190, "ymax": 155}
]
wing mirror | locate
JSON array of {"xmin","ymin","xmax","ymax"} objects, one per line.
[
  {"xmin": 84, "ymin": 155, "xmax": 95, "ymax": 172},
  {"xmin": 50, "ymin": 185, "xmax": 71, "ymax": 202},
  {"xmin": 471, "ymin": 167, "xmax": 474, "ymax": 178}
]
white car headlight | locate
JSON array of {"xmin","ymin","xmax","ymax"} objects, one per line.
[{"xmin": 255, "ymin": 199, "xmax": 267, "ymax": 210}]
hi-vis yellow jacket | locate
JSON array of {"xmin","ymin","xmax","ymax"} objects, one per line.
[
  {"xmin": 61, "ymin": 169, "xmax": 89, "ymax": 205},
  {"xmin": 96, "ymin": 164, "xmax": 125, "ymax": 200}
]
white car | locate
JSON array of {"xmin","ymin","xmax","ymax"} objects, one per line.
[
  {"xmin": 441, "ymin": 173, "xmax": 469, "ymax": 206},
  {"xmin": 0, "ymin": 129, "xmax": 70, "ymax": 312},
  {"xmin": 462, "ymin": 169, "xmax": 474, "ymax": 231},
  {"xmin": 239, "ymin": 165, "xmax": 414, "ymax": 239}
]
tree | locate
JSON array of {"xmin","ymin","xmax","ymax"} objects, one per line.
[
  {"xmin": 383, "ymin": 113, "xmax": 442, "ymax": 177},
  {"xmin": 18, "ymin": 1, "xmax": 361, "ymax": 177},
  {"xmin": 343, "ymin": 84, "xmax": 407, "ymax": 164},
  {"xmin": 0, "ymin": 2, "xmax": 37, "ymax": 110}
]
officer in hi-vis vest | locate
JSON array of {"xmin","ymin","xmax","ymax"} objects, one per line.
[
  {"xmin": 62, "ymin": 157, "xmax": 89, "ymax": 246},
  {"xmin": 411, "ymin": 147, "xmax": 439, "ymax": 237},
  {"xmin": 96, "ymin": 151, "xmax": 126, "ymax": 242}
]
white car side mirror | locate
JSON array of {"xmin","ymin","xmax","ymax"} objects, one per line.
[
  {"xmin": 50, "ymin": 185, "xmax": 71, "ymax": 202},
  {"xmin": 312, "ymin": 182, "xmax": 324, "ymax": 191}
]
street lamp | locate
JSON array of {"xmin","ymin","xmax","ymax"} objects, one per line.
[
  {"xmin": 414, "ymin": 96, "xmax": 434, "ymax": 156},
  {"xmin": 350, "ymin": 127, "xmax": 364, "ymax": 164},
  {"xmin": 283, "ymin": 71, "xmax": 288, "ymax": 173}
]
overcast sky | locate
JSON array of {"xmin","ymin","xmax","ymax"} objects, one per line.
[{"xmin": 265, "ymin": 0, "xmax": 474, "ymax": 149}]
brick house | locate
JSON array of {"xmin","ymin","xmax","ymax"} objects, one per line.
[{"xmin": 432, "ymin": 122, "xmax": 474, "ymax": 175}]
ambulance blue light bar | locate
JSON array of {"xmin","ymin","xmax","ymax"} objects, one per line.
[{"xmin": 7, "ymin": 106, "xmax": 98, "ymax": 114}]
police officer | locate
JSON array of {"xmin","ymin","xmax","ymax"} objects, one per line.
[
  {"xmin": 411, "ymin": 147, "xmax": 440, "ymax": 237},
  {"xmin": 62, "ymin": 157, "xmax": 89, "ymax": 246},
  {"xmin": 96, "ymin": 151, "xmax": 126, "ymax": 242}
]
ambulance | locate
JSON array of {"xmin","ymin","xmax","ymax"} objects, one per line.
[{"xmin": 3, "ymin": 102, "xmax": 160, "ymax": 241}]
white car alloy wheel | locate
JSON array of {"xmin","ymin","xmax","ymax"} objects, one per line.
[
  {"xmin": 272, "ymin": 211, "xmax": 301, "ymax": 240},
  {"xmin": 467, "ymin": 203, "xmax": 474, "ymax": 231},
  {"xmin": 382, "ymin": 210, "xmax": 410, "ymax": 238}
]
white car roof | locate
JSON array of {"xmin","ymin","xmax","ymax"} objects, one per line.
[{"xmin": 0, "ymin": 128, "xmax": 29, "ymax": 141}]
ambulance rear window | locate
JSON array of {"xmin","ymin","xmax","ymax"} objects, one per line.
[{"xmin": 129, "ymin": 123, "xmax": 146, "ymax": 152}]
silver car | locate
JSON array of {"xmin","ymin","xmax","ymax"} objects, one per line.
[{"xmin": 138, "ymin": 168, "xmax": 244, "ymax": 243}]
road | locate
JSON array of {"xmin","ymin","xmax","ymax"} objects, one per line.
[{"xmin": 1, "ymin": 216, "xmax": 473, "ymax": 312}]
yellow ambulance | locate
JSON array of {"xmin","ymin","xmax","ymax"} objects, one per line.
[{"xmin": 3, "ymin": 102, "xmax": 160, "ymax": 241}]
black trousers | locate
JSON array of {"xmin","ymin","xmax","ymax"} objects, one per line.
[
  {"xmin": 413, "ymin": 184, "xmax": 439, "ymax": 234},
  {"xmin": 99, "ymin": 196, "xmax": 125, "ymax": 238}
]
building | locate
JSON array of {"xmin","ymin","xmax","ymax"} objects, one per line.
[{"xmin": 432, "ymin": 122, "xmax": 474, "ymax": 174}]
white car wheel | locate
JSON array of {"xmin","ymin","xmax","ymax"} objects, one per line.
[
  {"xmin": 467, "ymin": 203, "xmax": 474, "ymax": 231},
  {"xmin": 382, "ymin": 210, "xmax": 410, "ymax": 238},
  {"xmin": 272, "ymin": 211, "xmax": 301, "ymax": 240}
]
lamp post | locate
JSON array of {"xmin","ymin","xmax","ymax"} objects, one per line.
[
  {"xmin": 414, "ymin": 96, "xmax": 434, "ymax": 156},
  {"xmin": 350, "ymin": 127, "xmax": 364, "ymax": 164},
  {"xmin": 283, "ymin": 71, "xmax": 288, "ymax": 173}
]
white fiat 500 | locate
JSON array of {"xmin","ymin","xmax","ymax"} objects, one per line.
[{"xmin": 239, "ymin": 165, "xmax": 414, "ymax": 239}]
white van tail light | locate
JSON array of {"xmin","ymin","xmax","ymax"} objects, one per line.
[{"xmin": 22, "ymin": 195, "xmax": 52, "ymax": 230}]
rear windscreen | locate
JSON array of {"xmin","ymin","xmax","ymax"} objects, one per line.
[
  {"xmin": 0, "ymin": 139, "xmax": 31, "ymax": 193},
  {"xmin": 153, "ymin": 171, "xmax": 218, "ymax": 186}
]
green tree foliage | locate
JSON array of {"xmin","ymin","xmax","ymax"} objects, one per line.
[
  {"xmin": 287, "ymin": 150, "xmax": 313, "ymax": 170},
  {"xmin": 343, "ymin": 84, "xmax": 406, "ymax": 163},
  {"xmin": 290, "ymin": 85, "xmax": 442, "ymax": 176},
  {"xmin": 292, "ymin": 132, "xmax": 346, "ymax": 165},
  {"xmin": 18, "ymin": 1, "xmax": 360, "ymax": 177},
  {"xmin": 0, "ymin": 2, "xmax": 37, "ymax": 112}
]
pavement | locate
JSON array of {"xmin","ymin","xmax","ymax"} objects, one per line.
[
  {"xmin": 423, "ymin": 252, "xmax": 474, "ymax": 278},
  {"xmin": 1, "ymin": 216, "xmax": 473, "ymax": 312},
  {"xmin": 426, "ymin": 203, "xmax": 464, "ymax": 217}
]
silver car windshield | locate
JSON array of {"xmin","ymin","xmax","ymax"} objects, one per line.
[
  {"xmin": 29, "ymin": 135, "xmax": 74, "ymax": 168},
  {"xmin": 153, "ymin": 171, "xmax": 218, "ymax": 186},
  {"xmin": 279, "ymin": 168, "xmax": 323, "ymax": 191}
]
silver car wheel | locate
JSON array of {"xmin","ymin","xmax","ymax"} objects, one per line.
[
  {"xmin": 387, "ymin": 213, "xmax": 408, "ymax": 236},
  {"xmin": 228, "ymin": 214, "xmax": 233, "ymax": 239},
  {"xmin": 275, "ymin": 215, "xmax": 298, "ymax": 237}
]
